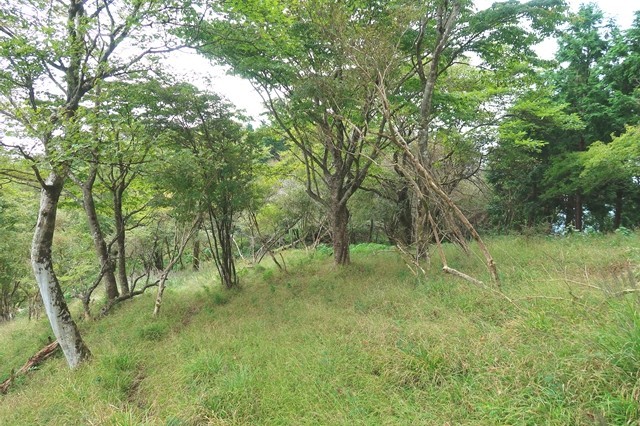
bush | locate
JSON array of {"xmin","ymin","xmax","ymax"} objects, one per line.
[{"xmin": 350, "ymin": 243, "xmax": 390, "ymax": 254}]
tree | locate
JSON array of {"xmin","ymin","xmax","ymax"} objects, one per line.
[
  {"xmin": 92, "ymin": 81, "xmax": 161, "ymax": 298},
  {"xmin": 581, "ymin": 126, "xmax": 640, "ymax": 229},
  {"xmin": 0, "ymin": 157, "xmax": 36, "ymax": 321},
  {"xmin": 62, "ymin": 81, "xmax": 162, "ymax": 316},
  {"xmin": 487, "ymin": 88, "xmax": 584, "ymax": 230},
  {"xmin": 547, "ymin": 4, "xmax": 613, "ymax": 230},
  {"xmin": 67, "ymin": 90, "xmax": 120, "ymax": 302},
  {"xmin": 577, "ymin": 11, "xmax": 640, "ymax": 230},
  {"xmin": 190, "ymin": 0, "xmax": 403, "ymax": 265},
  {"xmin": 542, "ymin": 4, "xmax": 640, "ymax": 231},
  {"xmin": 0, "ymin": 0, "xmax": 186, "ymax": 368},
  {"xmin": 375, "ymin": 0, "xmax": 566, "ymax": 282},
  {"xmin": 155, "ymin": 84, "xmax": 257, "ymax": 289},
  {"xmin": 490, "ymin": 5, "xmax": 640, "ymax": 232}
]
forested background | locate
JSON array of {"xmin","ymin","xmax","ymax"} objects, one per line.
[{"xmin": 0, "ymin": 0, "xmax": 639, "ymax": 369}]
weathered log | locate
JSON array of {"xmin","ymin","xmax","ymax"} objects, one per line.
[{"xmin": 0, "ymin": 340, "xmax": 60, "ymax": 395}]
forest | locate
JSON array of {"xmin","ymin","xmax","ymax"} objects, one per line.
[{"xmin": 0, "ymin": 0, "xmax": 639, "ymax": 424}]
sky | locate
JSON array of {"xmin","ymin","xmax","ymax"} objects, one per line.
[
  {"xmin": 530, "ymin": 0, "xmax": 637, "ymax": 59},
  {"xmin": 477, "ymin": 0, "xmax": 637, "ymax": 29},
  {"xmin": 170, "ymin": 0, "xmax": 640, "ymax": 124},
  {"xmin": 566, "ymin": 0, "xmax": 637, "ymax": 29}
]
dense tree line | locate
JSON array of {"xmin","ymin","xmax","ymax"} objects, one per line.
[
  {"xmin": 488, "ymin": 5, "xmax": 640, "ymax": 232},
  {"xmin": 0, "ymin": 0, "xmax": 638, "ymax": 368}
]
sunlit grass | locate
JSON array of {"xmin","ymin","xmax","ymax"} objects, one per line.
[{"xmin": 0, "ymin": 233, "xmax": 639, "ymax": 424}]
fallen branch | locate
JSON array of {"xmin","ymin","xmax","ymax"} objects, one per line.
[
  {"xmin": 395, "ymin": 243, "xmax": 427, "ymax": 277},
  {"xmin": 0, "ymin": 340, "xmax": 60, "ymax": 395},
  {"xmin": 442, "ymin": 266, "xmax": 485, "ymax": 287}
]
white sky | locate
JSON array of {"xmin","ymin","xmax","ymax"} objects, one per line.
[
  {"xmin": 171, "ymin": 0, "xmax": 639, "ymax": 124},
  {"xmin": 565, "ymin": 0, "xmax": 637, "ymax": 28},
  {"xmin": 165, "ymin": 51, "xmax": 265, "ymax": 123},
  {"xmin": 476, "ymin": 0, "xmax": 637, "ymax": 29}
]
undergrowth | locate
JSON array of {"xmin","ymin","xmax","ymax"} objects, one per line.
[{"xmin": 0, "ymin": 233, "xmax": 638, "ymax": 425}]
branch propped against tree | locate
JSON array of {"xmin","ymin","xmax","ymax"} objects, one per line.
[{"xmin": 377, "ymin": 77, "xmax": 500, "ymax": 287}]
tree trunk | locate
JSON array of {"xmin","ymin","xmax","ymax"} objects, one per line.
[
  {"xmin": 153, "ymin": 218, "xmax": 199, "ymax": 317},
  {"xmin": 76, "ymin": 86, "xmax": 118, "ymax": 301},
  {"xmin": 575, "ymin": 191, "xmax": 583, "ymax": 231},
  {"xmin": 396, "ymin": 185, "xmax": 413, "ymax": 246},
  {"xmin": 153, "ymin": 273, "xmax": 169, "ymax": 317},
  {"xmin": 81, "ymin": 184, "xmax": 119, "ymax": 300},
  {"xmin": 208, "ymin": 209, "xmax": 238, "ymax": 289},
  {"xmin": 32, "ymin": 173, "xmax": 91, "ymax": 369},
  {"xmin": 331, "ymin": 201, "xmax": 350, "ymax": 265},
  {"xmin": 193, "ymin": 233, "xmax": 201, "ymax": 271},
  {"xmin": 614, "ymin": 189, "xmax": 623, "ymax": 230},
  {"xmin": 113, "ymin": 187, "xmax": 130, "ymax": 296}
]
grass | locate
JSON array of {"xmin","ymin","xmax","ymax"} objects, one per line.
[{"xmin": 0, "ymin": 233, "xmax": 639, "ymax": 425}]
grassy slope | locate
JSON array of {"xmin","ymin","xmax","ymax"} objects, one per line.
[{"xmin": 0, "ymin": 234, "xmax": 639, "ymax": 425}]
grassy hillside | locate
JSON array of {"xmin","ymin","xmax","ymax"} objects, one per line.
[{"xmin": 1, "ymin": 234, "xmax": 639, "ymax": 425}]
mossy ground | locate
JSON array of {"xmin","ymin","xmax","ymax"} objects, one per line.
[{"xmin": 1, "ymin": 233, "xmax": 639, "ymax": 425}]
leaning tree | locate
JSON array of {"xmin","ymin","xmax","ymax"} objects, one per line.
[{"xmin": 0, "ymin": 0, "xmax": 189, "ymax": 368}]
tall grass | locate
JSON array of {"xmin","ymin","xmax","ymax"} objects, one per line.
[{"xmin": 0, "ymin": 233, "xmax": 638, "ymax": 425}]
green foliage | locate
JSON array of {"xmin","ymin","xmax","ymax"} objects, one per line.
[
  {"xmin": 315, "ymin": 244, "xmax": 333, "ymax": 257},
  {"xmin": 0, "ymin": 158, "xmax": 39, "ymax": 320},
  {"xmin": 190, "ymin": 0, "xmax": 422, "ymax": 264},
  {"xmin": 488, "ymin": 88, "xmax": 584, "ymax": 230},
  {"xmin": 488, "ymin": 5, "xmax": 640, "ymax": 232},
  {"xmin": 581, "ymin": 126, "xmax": 640, "ymax": 187},
  {"xmin": 52, "ymin": 209, "xmax": 98, "ymax": 296},
  {"xmin": 150, "ymin": 83, "xmax": 257, "ymax": 217},
  {"xmin": 349, "ymin": 243, "xmax": 390, "ymax": 254},
  {"xmin": 498, "ymin": 93, "xmax": 584, "ymax": 151},
  {"xmin": 254, "ymin": 167, "xmax": 325, "ymax": 244}
]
